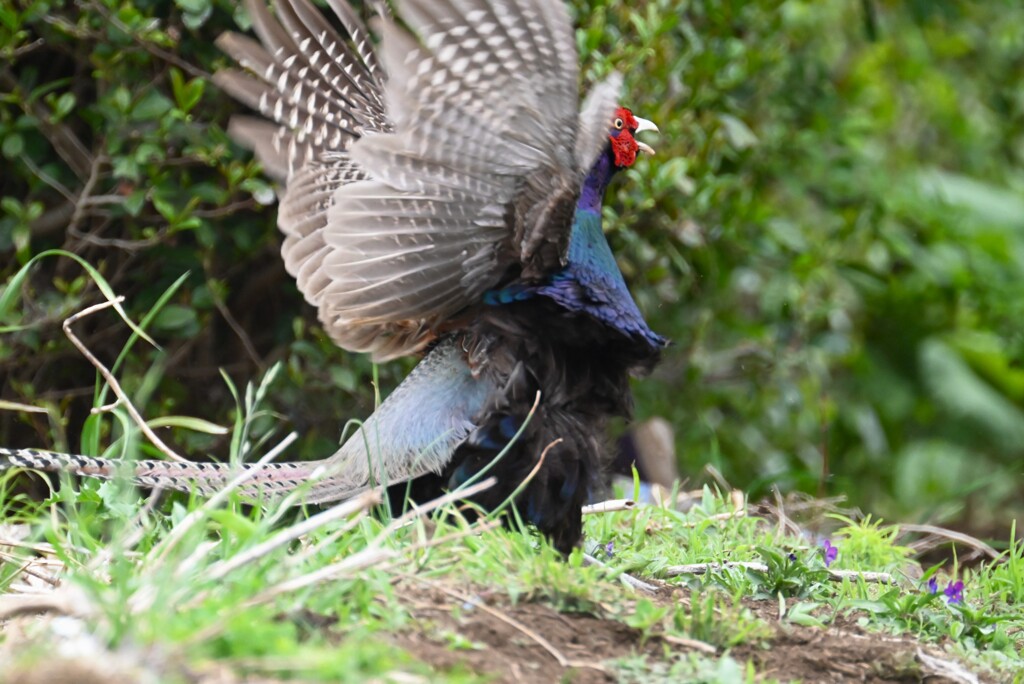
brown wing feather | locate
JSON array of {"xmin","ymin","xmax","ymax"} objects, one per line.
[{"xmin": 218, "ymin": 0, "xmax": 621, "ymax": 360}]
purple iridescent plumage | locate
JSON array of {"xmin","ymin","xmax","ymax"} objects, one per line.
[{"xmin": 488, "ymin": 149, "xmax": 667, "ymax": 350}]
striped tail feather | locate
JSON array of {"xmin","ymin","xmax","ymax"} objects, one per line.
[
  {"xmin": 0, "ymin": 447, "xmax": 333, "ymax": 500},
  {"xmin": 0, "ymin": 337, "xmax": 492, "ymax": 506}
]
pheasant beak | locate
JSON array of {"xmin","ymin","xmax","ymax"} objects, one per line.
[{"xmin": 633, "ymin": 117, "xmax": 658, "ymax": 156}]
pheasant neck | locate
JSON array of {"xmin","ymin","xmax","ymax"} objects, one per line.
[
  {"xmin": 576, "ymin": 148, "xmax": 618, "ymax": 215},
  {"xmin": 564, "ymin": 147, "xmax": 619, "ymax": 268}
]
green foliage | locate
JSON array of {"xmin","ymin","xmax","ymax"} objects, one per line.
[
  {"xmin": 7, "ymin": 472, "xmax": 1020, "ymax": 679},
  {"xmin": 622, "ymin": 596, "xmax": 669, "ymax": 643},
  {"xmin": 828, "ymin": 514, "xmax": 913, "ymax": 570},
  {"xmin": 571, "ymin": 0, "xmax": 1024, "ymax": 526},
  {"xmin": 0, "ymin": 0, "xmax": 402, "ymax": 465},
  {"xmin": 749, "ymin": 545, "xmax": 831, "ymax": 599}
]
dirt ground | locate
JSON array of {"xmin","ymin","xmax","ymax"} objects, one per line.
[
  {"xmin": 391, "ymin": 584, "xmax": 985, "ymax": 684},
  {"xmin": 0, "ymin": 584, "xmax": 987, "ymax": 684}
]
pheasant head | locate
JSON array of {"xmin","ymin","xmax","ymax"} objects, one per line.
[{"xmin": 609, "ymin": 107, "xmax": 658, "ymax": 168}]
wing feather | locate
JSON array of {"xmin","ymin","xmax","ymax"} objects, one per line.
[{"xmin": 219, "ymin": 0, "xmax": 622, "ymax": 360}]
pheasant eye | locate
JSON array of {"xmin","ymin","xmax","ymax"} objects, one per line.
[{"xmin": 613, "ymin": 118, "xmax": 624, "ymax": 130}]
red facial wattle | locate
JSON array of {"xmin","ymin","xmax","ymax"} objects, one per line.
[{"xmin": 609, "ymin": 106, "xmax": 656, "ymax": 168}]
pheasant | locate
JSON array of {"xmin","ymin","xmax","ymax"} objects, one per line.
[{"xmin": 0, "ymin": 0, "xmax": 665, "ymax": 552}]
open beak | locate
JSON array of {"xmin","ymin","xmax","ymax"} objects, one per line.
[{"xmin": 633, "ymin": 116, "xmax": 658, "ymax": 155}]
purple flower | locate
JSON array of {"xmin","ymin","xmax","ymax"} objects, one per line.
[
  {"xmin": 787, "ymin": 552, "xmax": 797, "ymax": 562},
  {"xmin": 943, "ymin": 580, "xmax": 964, "ymax": 605},
  {"xmin": 605, "ymin": 541, "xmax": 615, "ymax": 557},
  {"xmin": 820, "ymin": 539, "xmax": 838, "ymax": 567},
  {"xmin": 927, "ymin": 577, "xmax": 939, "ymax": 594}
]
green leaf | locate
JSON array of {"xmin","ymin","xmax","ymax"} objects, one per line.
[
  {"xmin": 124, "ymin": 190, "xmax": 147, "ymax": 217},
  {"xmin": 2, "ymin": 133, "xmax": 23, "ymax": 158},
  {"xmin": 786, "ymin": 602, "xmax": 826, "ymax": 627},
  {"xmin": 152, "ymin": 304, "xmax": 198, "ymax": 332},
  {"xmin": 80, "ymin": 413, "xmax": 103, "ymax": 456},
  {"xmin": 131, "ymin": 91, "xmax": 173, "ymax": 121},
  {"xmin": 919, "ymin": 338, "xmax": 1024, "ymax": 450},
  {"xmin": 169, "ymin": 69, "xmax": 205, "ymax": 113},
  {"xmin": 52, "ymin": 92, "xmax": 75, "ymax": 120},
  {"xmin": 0, "ymin": 249, "xmax": 157, "ymax": 346},
  {"xmin": 718, "ymin": 113, "xmax": 758, "ymax": 150},
  {"xmin": 918, "ymin": 170, "xmax": 1024, "ymax": 231},
  {"xmin": 147, "ymin": 416, "xmax": 229, "ymax": 435},
  {"xmin": 207, "ymin": 509, "xmax": 259, "ymax": 539}
]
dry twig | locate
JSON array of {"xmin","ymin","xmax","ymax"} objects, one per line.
[
  {"xmin": 897, "ymin": 523, "xmax": 1000, "ymax": 561},
  {"xmin": 661, "ymin": 561, "xmax": 895, "ymax": 585},
  {"xmin": 581, "ymin": 498, "xmax": 635, "ymax": 515},
  {"xmin": 657, "ymin": 633, "xmax": 717, "ymax": 655},
  {"xmin": 63, "ymin": 297, "xmax": 187, "ymax": 463},
  {"xmin": 582, "ymin": 552, "xmax": 658, "ymax": 594}
]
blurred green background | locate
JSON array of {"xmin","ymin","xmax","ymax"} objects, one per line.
[{"xmin": 2, "ymin": 0, "xmax": 1022, "ymax": 535}]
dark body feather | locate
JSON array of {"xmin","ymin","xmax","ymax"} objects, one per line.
[{"xmin": 393, "ymin": 302, "xmax": 660, "ymax": 552}]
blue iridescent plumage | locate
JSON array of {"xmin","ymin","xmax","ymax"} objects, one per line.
[{"xmin": 487, "ymin": 147, "xmax": 666, "ymax": 350}]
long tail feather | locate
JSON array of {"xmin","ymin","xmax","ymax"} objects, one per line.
[
  {"xmin": 0, "ymin": 338, "xmax": 491, "ymax": 506},
  {"xmin": 0, "ymin": 447, "xmax": 328, "ymax": 499}
]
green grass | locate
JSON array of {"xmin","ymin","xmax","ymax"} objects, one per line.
[
  {"xmin": 2, "ymin": 433, "xmax": 1022, "ymax": 681},
  {"xmin": 1, "ymin": 252, "xmax": 1022, "ymax": 682}
]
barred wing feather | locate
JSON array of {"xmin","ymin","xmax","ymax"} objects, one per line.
[{"xmin": 218, "ymin": 0, "xmax": 621, "ymax": 360}]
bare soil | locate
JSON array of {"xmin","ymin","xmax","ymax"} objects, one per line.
[{"xmin": 390, "ymin": 584, "xmax": 985, "ymax": 683}]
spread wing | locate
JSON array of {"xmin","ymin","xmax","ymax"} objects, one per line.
[{"xmin": 217, "ymin": 0, "xmax": 620, "ymax": 360}]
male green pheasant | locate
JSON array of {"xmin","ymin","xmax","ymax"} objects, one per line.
[{"xmin": 0, "ymin": 0, "xmax": 665, "ymax": 552}]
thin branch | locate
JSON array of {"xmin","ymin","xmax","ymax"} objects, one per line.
[
  {"xmin": 0, "ymin": 65, "xmax": 93, "ymax": 177},
  {"xmin": 63, "ymin": 297, "xmax": 187, "ymax": 462},
  {"xmin": 0, "ymin": 592, "xmax": 81, "ymax": 620},
  {"xmin": 0, "ymin": 538, "xmax": 57, "ymax": 555},
  {"xmin": 29, "ymin": 202, "xmax": 75, "ymax": 237},
  {"xmin": 656, "ymin": 633, "xmax": 717, "ymax": 655},
  {"xmin": 897, "ymin": 523, "xmax": 1000, "ymax": 561},
  {"xmin": 11, "ymin": 38, "xmax": 45, "ymax": 58},
  {"xmin": 87, "ymin": 0, "xmax": 210, "ymax": 80},
  {"xmin": 581, "ymin": 499, "xmax": 635, "ymax": 515},
  {"xmin": 677, "ymin": 490, "xmax": 747, "ymax": 527},
  {"xmin": 660, "ymin": 561, "xmax": 895, "ymax": 585},
  {"xmin": 582, "ymin": 552, "xmax": 658, "ymax": 594},
  {"xmin": 68, "ymin": 154, "xmax": 106, "ymax": 234},
  {"xmin": 192, "ymin": 198, "xmax": 258, "ymax": 218},
  {"xmin": 208, "ymin": 279, "xmax": 263, "ymax": 368},
  {"xmin": 0, "ymin": 550, "xmax": 60, "ymax": 587},
  {"xmin": 69, "ymin": 225, "xmax": 167, "ymax": 251},
  {"xmin": 678, "ymin": 511, "xmax": 745, "ymax": 529},
  {"xmin": 18, "ymin": 152, "xmax": 77, "ymax": 202}
]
